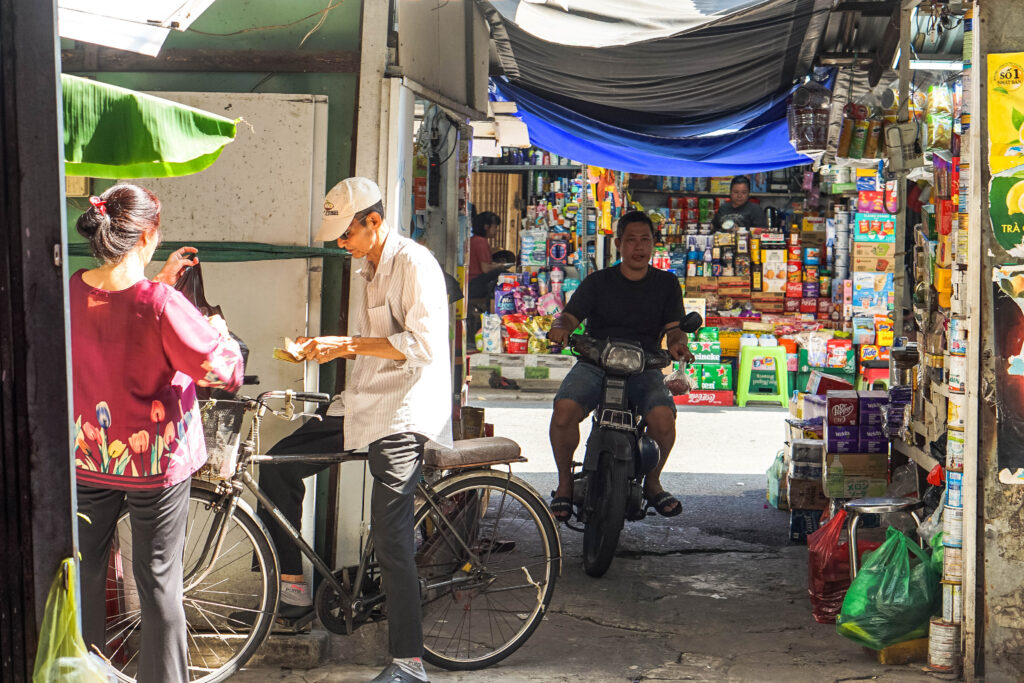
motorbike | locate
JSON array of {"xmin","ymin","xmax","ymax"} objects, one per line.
[{"xmin": 566, "ymin": 311, "xmax": 703, "ymax": 577}]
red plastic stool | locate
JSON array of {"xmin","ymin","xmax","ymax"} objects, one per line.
[{"xmin": 857, "ymin": 362, "xmax": 890, "ymax": 391}]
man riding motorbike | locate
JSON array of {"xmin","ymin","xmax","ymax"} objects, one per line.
[{"xmin": 547, "ymin": 210, "xmax": 694, "ymax": 523}]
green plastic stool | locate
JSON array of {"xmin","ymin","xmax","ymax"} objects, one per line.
[{"xmin": 736, "ymin": 345, "xmax": 789, "ymax": 408}]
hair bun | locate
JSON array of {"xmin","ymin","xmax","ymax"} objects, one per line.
[{"xmin": 75, "ymin": 206, "xmax": 111, "ymax": 241}]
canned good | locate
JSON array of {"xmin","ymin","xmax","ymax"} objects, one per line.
[
  {"xmin": 943, "ymin": 505, "xmax": 964, "ymax": 548},
  {"xmin": 947, "ymin": 428, "xmax": 965, "ymax": 470},
  {"xmin": 942, "ymin": 581, "xmax": 963, "ymax": 623},
  {"xmin": 948, "ymin": 355, "xmax": 966, "ymax": 393},
  {"xmin": 949, "ymin": 318, "xmax": 968, "ymax": 354},
  {"xmin": 928, "ymin": 618, "xmax": 962, "ymax": 672},
  {"xmin": 946, "ymin": 470, "xmax": 964, "ymax": 508},
  {"xmin": 943, "ymin": 546, "xmax": 963, "ymax": 582},
  {"xmin": 948, "ymin": 393, "xmax": 966, "ymax": 429}
]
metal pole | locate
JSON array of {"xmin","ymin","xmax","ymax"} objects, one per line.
[{"xmin": 892, "ymin": 1, "xmax": 915, "ymax": 342}]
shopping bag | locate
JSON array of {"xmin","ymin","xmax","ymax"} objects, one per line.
[
  {"xmin": 807, "ymin": 510, "xmax": 881, "ymax": 624},
  {"xmin": 174, "ymin": 263, "xmax": 248, "ymax": 398},
  {"xmin": 32, "ymin": 558, "xmax": 115, "ymax": 682},
  {"xmin": 836, "ymin": 526, "xmax": 941, "ymax": 649}
]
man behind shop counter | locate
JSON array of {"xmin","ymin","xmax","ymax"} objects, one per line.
[{"xmin": 711, "ymin": 175, "xmax": 766, "ymax": 231}]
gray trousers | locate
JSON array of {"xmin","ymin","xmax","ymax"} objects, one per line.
[
  {"xmin": 368, "ymin": 432, "xmax": 428, "ymax": 659},
  {"xmin": 77, "ymin": 480, "xmax": 190, "ymax": 683}
]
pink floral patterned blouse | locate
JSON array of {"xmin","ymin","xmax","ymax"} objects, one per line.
[{"xmin": 71, "ymin": 270, "xmax": 244, "ymax": 490}]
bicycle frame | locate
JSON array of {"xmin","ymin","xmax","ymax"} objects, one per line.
[{"xmin": 189, "ymin": 394, "xmax": 502, "ymax": 635}]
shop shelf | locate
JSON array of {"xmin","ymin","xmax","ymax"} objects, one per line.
[
  {"xmin": 475, "ymin": 164, "xmax": 583, "ymax": 172},
  {"xmin": 893, "ymin": 439, "xmax": 940, "ymax": 472},
  {"xmin": 626, "ymin": 187, "xmax": 802, "ymax": 198}
]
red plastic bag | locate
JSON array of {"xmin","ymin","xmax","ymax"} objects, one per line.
[{"xmin": 807, "ymin": 510, "xmax": 881, "ymax": 623}]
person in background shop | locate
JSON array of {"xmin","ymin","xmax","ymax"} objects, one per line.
[
  {"xmin": 71, "ymin": 185, "xmax": 244, "ymax": 682},
  {"xmin": 468, "ymin": 211, "xmax": 507, "ymax": 298},
  {"xmin": 711, "ymin": 175, "xmax": 766, "ymax": 231},
  {"xmin": 547, "ymin": 210, "xmax": 694, "ymax": 522},
  {"xmin": 299, "ymin": 177, "xmax": 452, "ymax": 683}
]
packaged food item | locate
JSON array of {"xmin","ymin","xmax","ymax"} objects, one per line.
[
  {"xmin": 502, "ymin": 314, "xmax": 530, "ymax": 354},
  {"xmin": 525, "ymin": 315, "xmax": 553, "ymax": 354},
  {"xmin": 481, "ymin": 313, "xmax": 503, "ymax": 353}
]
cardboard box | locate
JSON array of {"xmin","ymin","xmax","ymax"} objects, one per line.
[
  {"xmin": 785, "ymin": 418, "xmax": 825, "ymax": 442},
  {"xmin": 851, "ymin": 272, "xmax": 895, "ymax": 313},
  {"xmin": 685, "ymin": 364, "xmax": 702, "ymax": 385},
  {"xmin": 790, "ymin": 508, "xmax": 824, "ymax": 543},
  {"xmin": 852, "ymin": 255, "xmax": 896, "ymax": 273},
  {"xmin": 853, "ymin": 213, "xmax": 897, "ymax": 243},
  {"xmin": 822, "ymin": 451, "xmax": 889, "ymax": 498},
  {"xmin": 825, "ymin": 476, "xmax": 889, "ymax": 499},
  {"xmin": 806, "ymin": 371, "xmax": 854, "ymax": 394},
  {"xmin": 700, "ymin": 362, "xmax": 733, "ymax": 390},
  {"xmin": 688, "ymin": 340, "xmax": 722, "ymax": 363},
  {"xmin": 787, "ymin": 477, "xmax": 829, "ymax": 510},
  {"xmin": 673, "ymin": 390, "xmax": 734, "ymax": 406},
  {"xmin": 853, "ymin": 241, "xmax": 896, "ymax": 259},
  {"xmin": 790, "ymin": 438, "xmax": 825, "ymax": 464},
  {"xmin": 789, "ymin": 458, "xmax": 823, "ymax": 481},
  {"xmin": 858, "ymin": 391, "xmax": 888, "ymax": 427},
  {"xmin": 802, "ymin": 394, "xmax": 827, "ymax": 420},
  {"xmin": 859, "ymin": 344, "xmax": 891, "ymax": 363},
  {"xmin": 826, "ymin": 390, "xmax": 860, "ymax": 426},
  {"xmin": 825, "ymin": 424, "xmax": 859, "ymax": 453},
  {"xmin": 859, "ymin": 425, "xmax": 889, "ymax": 454},
  {"xmin": 697, "ymin": 327, "xmax": 720, "ymax": 342}
]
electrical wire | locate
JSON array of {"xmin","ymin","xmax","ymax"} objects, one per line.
[{"xmin": 187, "ymin": 0, "xmax": 347, "ymax": 38}]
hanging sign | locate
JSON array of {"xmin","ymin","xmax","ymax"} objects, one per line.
[
  {"xmin": 986, "ymin": 54, "xmax": 1024, "ymax": 256},
  {"xmin": 992, "ymin": 265, "xmax": 1024, "ymax": 483}
]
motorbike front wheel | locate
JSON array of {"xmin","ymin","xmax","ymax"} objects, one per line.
[{"xmin": 582, "ymin": 453, "xmax": 630, "ymax": 577}]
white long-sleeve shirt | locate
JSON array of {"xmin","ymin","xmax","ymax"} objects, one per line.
[{"xmin": 343, "ymin": 229, "xmax": 453, "ymax": 451}]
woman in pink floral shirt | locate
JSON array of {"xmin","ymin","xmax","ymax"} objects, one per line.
[{"xmin": 71, "ymin": 184, "xmax": 243, "ymax": 682}]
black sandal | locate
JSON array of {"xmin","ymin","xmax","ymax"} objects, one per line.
[
  {"xmin": 549, "ymin": 493, "xmax": 573, "ymax": 523},
  {"xmin": 647, "ymin": 491, "xmax": 682, "ymax": 518}
]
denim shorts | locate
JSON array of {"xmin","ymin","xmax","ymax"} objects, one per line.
[{"xmin": 553, "ymin": 361, "xmax": 676, "ymax": 419}]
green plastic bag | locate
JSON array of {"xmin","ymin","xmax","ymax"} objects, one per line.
[
  {"xmin": 836, "ymin": 526, "xmax": 941, "ymax": 650},
  {"xmin": 32, "ymin": 558, "xmax": 112, "ymax": 682},
  {"xmin": 930, "ymin": 532, "xmax": 945, "ymax": 576}
]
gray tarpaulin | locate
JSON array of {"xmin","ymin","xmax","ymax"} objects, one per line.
[{"xmin": 481, "ymin": 0, "xmax": 832, "ymax": 125}]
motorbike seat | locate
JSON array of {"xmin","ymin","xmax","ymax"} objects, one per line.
[{"xmin": 423, "ymin": 437, "xmax": 525, "ymax": 470}]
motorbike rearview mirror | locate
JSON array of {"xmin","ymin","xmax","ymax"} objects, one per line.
[{"xmin": 680, "ymin": 311, "xmax": 703, "ymax": 333}]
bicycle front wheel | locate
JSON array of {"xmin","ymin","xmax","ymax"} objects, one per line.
[
  {"xmin": 104, "ymin": 485, "xmax": 279, "ymax": 682},
  {"xmin": 415, "ymin": 471, "xmax": 560, "ymax": 670}
]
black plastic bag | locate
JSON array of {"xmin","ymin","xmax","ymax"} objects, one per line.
[{"xmin": 174, "ymin": 263, "xmax": 248, "ymax": 397}]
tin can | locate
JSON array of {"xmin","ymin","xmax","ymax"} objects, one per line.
[
  {"xmin": 943, "ymin": 546, "xmax": 963, "ymax": 582},
  {"xmin": 948, "ymin": 355, "xmax": 967, "ymax": 393},
  {"xmin": 928, "ymin": 618, "xmax": 961, "ymax": 672},
  {"xmin": 943, "ymin": 505, "xmax": 964, "ymax": 548},
  {"xmin": 942, "ymin": 581, "xmax": 963, "ymax": 623},
  {"xmin": 948, "ymin": 393, "xmax": 966, "ymax": 429},
  {"xmin": 946, "ymin": 470, "xmax": 964, "ymax": 508},
  {"xmin": 949, "ymin": 318, "xmax": 968, "ymax": 355},
  {"xmin": 947, "ymin": 428, "xmax": 965, "ymax": 470}
]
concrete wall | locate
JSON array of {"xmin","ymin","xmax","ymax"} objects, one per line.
[{"xmin": 976, "ymin": 2, "xmax": 1024, "ymax": 680}]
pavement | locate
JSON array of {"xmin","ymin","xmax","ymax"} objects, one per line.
[{"xmin": 231, "ymin": 390, "xmax": 941, "ymax": 683}]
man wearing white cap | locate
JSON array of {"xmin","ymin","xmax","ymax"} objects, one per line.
[{"xmin": 298, "ymin": 177, "xmax": 453, "ymax": 682}]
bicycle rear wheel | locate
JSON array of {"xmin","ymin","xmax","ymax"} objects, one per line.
[
  {"xmin": 415, "ymin": 471, "xmax": 560, "ymax": 670},
  {"xmin": 104, "ymin": 485, "xmax": 279, "ymax": 682}
]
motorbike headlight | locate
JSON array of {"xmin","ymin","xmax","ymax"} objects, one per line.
[{"xmin": 602, "ymin": 344, "xmax": 644, "ymax": 373}]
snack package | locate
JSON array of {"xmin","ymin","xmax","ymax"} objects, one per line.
[
  {"xmin": 525, "ymin": 315, "xmax": 554, "ymax": 354},
  {"xmin": 481, "ymin": 313, "xmax": 503, "ymax": 353},
  {"xmin": 273, "ymin": 337, "xmax": 305, "ymax": 363},
  {"xmin": 502, "ymin": 314, "xmax": 530, "ymax": 354},
  {"xmin": 514, "ymin": 285, "xmax": 539, "ymax": 315}
]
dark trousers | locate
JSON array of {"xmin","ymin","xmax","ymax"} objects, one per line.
[
  {"xmin": 256, "ymin": 416, "xmax": 343, "ymax": 576},
  {"xmin": 77, "ymin": 480, "xmax": 190, "ymax": 683},
  {"xmin": 256, "ymin": 420, "xmax": 426, "ymax": 658},
  {"xmin": 368, "ymin": 432, "xmax": 427, "ymax": 659}
]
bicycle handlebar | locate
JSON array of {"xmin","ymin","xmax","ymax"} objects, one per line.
[{"xmin": 255, "ymin": 390, "xmax": 333, "ymax": 404}]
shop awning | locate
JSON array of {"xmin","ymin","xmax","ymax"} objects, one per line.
[
  {"xmin": 58, "ymin": 0, "xmax": 217, "ymax": 56},
  {"xmin": 62, "ymin": 74, "xmax": 238, "ymax": 179},
  {"xmin": 480, "ymin": 0, "xmax": 834, "ymax": 174}
]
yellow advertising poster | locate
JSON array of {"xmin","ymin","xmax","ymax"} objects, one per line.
[{"xmin": 988, "ymin": 53, "xmax": 1024, "ymax": 174}]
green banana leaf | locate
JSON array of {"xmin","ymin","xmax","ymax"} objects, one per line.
[{"xmin": 62, "ymin": 74, "xmax": 237, "ymax": 179}]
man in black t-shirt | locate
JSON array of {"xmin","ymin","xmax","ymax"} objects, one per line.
[
  {"xmin": 711, "ymin": 175, "xmax": 766, "ymax": 231},
  {"xmin": 547, "ymin": 211, "xmax": 694, "ymax": 522}
]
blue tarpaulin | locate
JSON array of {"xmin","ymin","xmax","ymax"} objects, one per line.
[{"xmin": 492, "ymin": 78, "xmax": 813, "ymax": 176}]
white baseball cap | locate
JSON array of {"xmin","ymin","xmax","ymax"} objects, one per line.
[{"xmin": 315, "ymin": 177, "xmax": 383, "ymax": 242}]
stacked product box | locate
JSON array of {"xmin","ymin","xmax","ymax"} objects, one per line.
[
  {"xmin": 787, "ymin": 437, "xmax": 827, "ymax": 542},
  {"xmin": 677, "ymin": 326, "xmax": 736, "ymax": 406},
  {"xmin": 822, "ymin": 390, "xmax": 890, "ymax": 499}
]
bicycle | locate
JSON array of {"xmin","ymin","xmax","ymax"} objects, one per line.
[{"xmin": 101, "ymin": 390, "xmax": 561, "ymax": 682}]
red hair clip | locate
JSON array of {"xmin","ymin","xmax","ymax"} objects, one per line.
[{"xmin": 89, "ymin": 196, "xmax": 107, "ymax": 215}]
